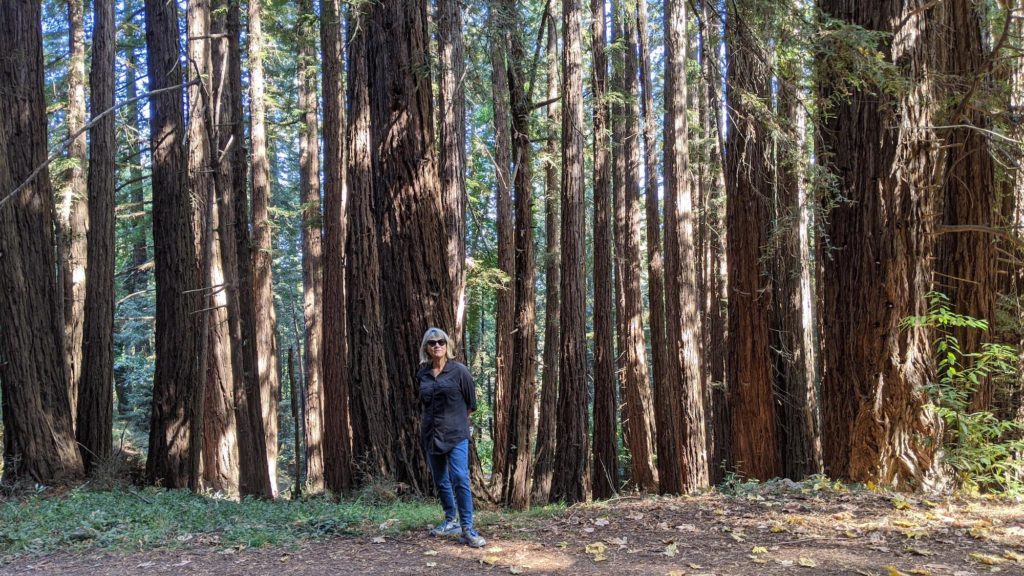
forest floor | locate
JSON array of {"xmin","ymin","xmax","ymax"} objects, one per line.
[{"xmin": 2, "ymin": 480, "xmax": 1022, "ymax": 576}]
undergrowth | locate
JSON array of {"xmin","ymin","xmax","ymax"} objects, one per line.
[{"xmin": 0, "ymin": 487, "xmax": 557, "ymax": 561}]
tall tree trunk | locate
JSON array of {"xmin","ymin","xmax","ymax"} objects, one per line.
[
  {"xmin": 203, "ymin": 0, "xmax": 241, "ymax": 494},
  {"xmin": 229, "ymin": 0, "xmax": 273, "ymax": 499},
  {"xmin": 936, "ymin": 0, "xmax": 997, "ymax": 412},
  {"xmin": 618, "ymin": 0, "xmax": 658, "ymax": 492},
  {"xmin": 532, "ymin": 11, "xmax": 561, "ymax": 505},
  {"xmin": 0, "ymin": 0, "xmax": 84, "ymax": 485},
  {"xmin": 124, "ymin": 49, "xmax": 150, "ymax": 301},
  {"xmin": 772, "ymin": 47, "xmax": 821, "ymax": 480},
  {"xmin": 346, "ymin": 0, "xmax": 397, "ymax": 481},
  {"xmin": 321, "ymin": 0, "xmax": 353, "ymax": 495},
  {"xmin": 249, "ymin": 0, "xmax": 280, "ymax": 496},
  {"xmin": 489, "ymin": 0, "xmax": 515, "ymax": 494},
  {"xmin": 638, "ymin": 0, "xmax": 669, "ymax": 469},
  {"xmin": 185, "ymin": 0, "xmax": 214, "ymax": 491},
  {"xmin": 145, "ymin": 0, "xmax": 207, "ymax": 489},
  {"xmin": 368, "ymin": 0, "xmax": 456, "ymax": 492},
  {"xmin": 503, "ymin": 0, "xmax": 538, "ymax": 511},
  {"xmin": 698, "ymin": 0, "xmax": 730, "ymax": 483},
  {"xmin": 552, "ymin": 0, "xmax": 591, "ymax": 505},
  {"xmin": 724, "ymin": 0, "xmax": 780, "ymax": 481},
  {"xmin": 591, "ymin": 0, "xmax": 617, "ymax": 500},
  {"xmin": 438, "ymin": 0, "xmax": 467, "ymax": 350},
  {"xmin": 62, "ymin": 0, "xmax": 89, "ymax": 428},
  {"xmin": 296, "ymin": 0, "xmax": 325, "ymax": 493},
  {"xmin": 817, "ymin": 0, "xmax": 943, "ymax": 488},
  {"xmin": 78, "ymin": 0, "xmax": 117, "ymax": 473},
  {"xmin": 660, "ymin": 0, "xmax": 709, "ymax": 493}
]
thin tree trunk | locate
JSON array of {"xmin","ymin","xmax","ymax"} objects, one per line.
[
  {"xmin": 532, "ymin": 11, "xmax": 561, "ymax": 505},
  {"xmin": 186, "ymin": 0, "xmax": 214, "ymax": 492},
  {"xmin": 489, "ymin": 0, "xmax": 515, "ymax": 494},
  {"xmin": 817, "ymin": 0, "xmax": 943, "ymax": 488},
  {"xmin": 77, "ymin": 0, "xmax": 117, "ymax": 473},
  {"xmin": 145, "ymin": 0, "xmax": 207, "ymax": 489},
  {"xmin": 724, "ymin": 0, "xmax": 780, "ymax": 481},
  {"xmin": 62, "ymin": 0, "xmax": 89, "ymax": 428},
  {"xmin": 249, "ymin": 0, "xmax": 280, "ymax": 496},
  {"xmin": 660, "ymin": 0, "xmax": 709, "ymax": 493},
  {"xmin": 296, "ymin": 0, "xmax": 324, "ymax": 494},
  {"xmin": 591, "ymin": 0, "xmax": 617, "ymax": 501},
  {"xmin": 438, "ymin": 0, "xmax": 467, "ymax": 350},
  {"xmin": 503, "ymin": 0, "xmax": 538, "ymax": 511},
  {"xmin": 638, "ymin": 0, "xmax": 669, "ymax": 471},
  {"xmin": 229, "ymin": 0, "xmax": 273, "ymax": 499},
  {"xmin": 552, "ymin": 0, "xmax": 591, "ymax": 505},
  {"xmin": 124, "ymin": 49, "xmax": 150, "ymax": 301},
  {"xmin": 289, "ymin": 348, "xmax": 302, "ymax": 497},
  {"xmin": 936, "ymin": 0, "xmax": 997, "ymax": 412},
  {"xmin": 321, "ymin": 0, "xmax": 353, "ymax": 495},
  {"xmin": 619, "ymin": 0, "xmax": 658, "ymax": 492},
  {"xmin": 772, "ymin": 45, "xmax": 821, "ymax": 480},
  {"xmin": 203, "ymin": 0, "xmax": 241, "ymax": 494},
  {"xmin": 0, "ymin": 0, "xmax": 84, "ymax": 485}
]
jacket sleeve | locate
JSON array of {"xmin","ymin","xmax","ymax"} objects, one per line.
[{"xmin": 460, "ymin": 364, "xmax": 477, "ymax": 413}]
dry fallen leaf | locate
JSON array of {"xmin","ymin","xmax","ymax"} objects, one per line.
[
  {"xmin": 663, "ymin": 542, "xmax": 679, "ymax": 557},
  {"xmin": 481, "ymin": 556, "xmax": 500, "ymax": 566},
  {"xmin": 509, "ymin": 566, "xmax": 525, "ymax": 574},
  {"xmin": 798, "ymin": 556, "xmax": 817, "ymax": 568},
  {"xmin": 687, "ymin": 562, "xmax": 703, "ymax": 569},
  {"xmin": 371, "ymin": 536, "xmax": 386, "ymax": 544},
  {"xmin": 425, "ymin": 561, "xmax": 437, "ymax": 568},
  {"xmin": 423, "ymin": 550, "xmax": 438, "ymax": 556},
  {"xmin": 885, "ymin": 566, "xmax": 909, "ymax": 576},
  {"xmin": 968, "ymin": 551, "xmax": 1006, "ymax": 566},
  {"xmin": 751, "ymin": 546, "xmax": 768, "ymax": 554},
  {"xmin": 585, "ymin": 542, "xmax": 608, "ymax": 561},
  {"xmin": 605, "ymin": 536, "xmax": 627, "ymax": 547},
  {"xmin": 594, "ymin": 517, "xmax": 610, "ymax": 527},
  {"xmin": 892, "ymin": 497, "xmax": 911, "ymax": 510},
  {"xmin": 1004, "ymin": 549, "xmax": 1024, "ymax": 563}
]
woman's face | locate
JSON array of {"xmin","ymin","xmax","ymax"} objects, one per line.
[{"xmin": 426, "ymin": 336, "xmax": 448, "ymax": 361}]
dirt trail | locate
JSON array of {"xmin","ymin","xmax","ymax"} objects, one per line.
[{"xmin": 3, "ymin": 486, "xmax": 1022, "ymax": 575}]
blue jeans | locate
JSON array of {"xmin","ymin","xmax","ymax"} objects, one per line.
[{"xmin": 426, "ymin": 438, "xmax": 473, "ymax": 531}]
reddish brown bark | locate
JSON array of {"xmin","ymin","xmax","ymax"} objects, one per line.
[
  {"xmin": 552, "ymin": 0, "xmax": 591, "ymax": 505},
  {"xmin": 249, "ymin": 0, "xmax": 280, "ymax": 495},
  {"xmin": 296, "ymin": 0, "xmax": 324, "ymax": 493},
  {"xmin": 62, "ymin": 0, "xmax": 89, "ymax": 428},
  {"xmin": 145, "ymin": 0, "xmax": 208, "ymax": 489},
  {"xmin": 321, "ymin": 0, "xmax": 353, "ymax": 495},
  {"xmin": 660, "ymin": 0, "xmax": 709, "ymax": 493},
  {"xmin": 77, "ymin": 0, "xmax": 117, "ymax": 473},
  {"xmin": 532, "ymin": 11, "xmax": 561, "ymax": 505},
  {"xmin": 591, "ymin": 0, "xmax": 617, "ymax": 500},
  {"xmin": 488, "ymin": 0, "xmax": 515, "ymax": 493},
  {"xmin": 818, "ymin": 0, "xmax": 943, "ymax": 488},
  {"xmin": 0, "ymin": 0, "xmax": 84, "ymax": 485}
]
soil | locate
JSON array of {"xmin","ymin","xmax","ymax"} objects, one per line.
[{"xmin": 3, "ymin": 484, "xmax": 1022, "ymax": 575}]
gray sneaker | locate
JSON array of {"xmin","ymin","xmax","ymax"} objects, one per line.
[
  {"xmin": 429, "ymin": 519, "xmax": 460, "ymax": 537},
  {"xmin": 459, "ymin": 528, "xmax": 487, "ymax": 548}
]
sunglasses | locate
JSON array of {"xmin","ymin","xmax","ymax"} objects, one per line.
[{"xmin": 427, "ymin": 339, "xmax": 447, "ymax": 347}]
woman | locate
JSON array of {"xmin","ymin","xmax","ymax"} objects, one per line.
[{"xmin": 417, "ymin": 327, "xmax": 486, "ymax": 548}]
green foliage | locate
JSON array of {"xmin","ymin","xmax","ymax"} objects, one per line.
[
  {"xmin": 0, "ymin": 488, "xmax": 557, "ymax": 561},
  {"xmin": 902, "ymin": 292, "xmax": 1024, "ymax": 495}
]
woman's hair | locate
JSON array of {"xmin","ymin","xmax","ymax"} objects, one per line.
[{"xmin": 419, "ymin": 327, "xmax": 455, "ymax": 364}]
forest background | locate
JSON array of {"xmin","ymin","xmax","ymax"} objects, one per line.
[{"xmin": 1, "ymin": 0, "xmax": 1023, "ymax": 515}]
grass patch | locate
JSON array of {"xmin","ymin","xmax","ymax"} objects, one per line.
[
  {"xmin": 0, "ymin": 488, "xmax": 439, "ymax": 560},
  {"xmin": 0, "ymin": 487, "xmax": 564, "ymax": 562}
]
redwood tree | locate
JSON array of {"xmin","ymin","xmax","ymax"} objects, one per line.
[
  {"xmin": 78, "ymin": 0, "xmax": 117, "ymax": 472},
  {"xmin": 591, "ymin": 0, "xmax": 617, "ymax": 500},
  {"xmin": 321, "ymin": 0, "xmax": 354, "ymax": 494},
  {"xmin": 817, "ymin": 0, "xmax": 943, "ymax": 487},
  {"xmin": 249, "ymin": 0, "xmax": 281, "ymax": 495},
  {"xmin": 724, "ymin": 0, "xmax": 780, "ymax": 481},
  {"xmin": 145, "ymin": 0, "xmax": 208, "ymax": 489},
  {"xmin": 552, "ymin": 0, "xmax": 591, "ymax": 504},
  {"xmin": 0, "ymin": 0, "xmax": 84, "ymax": 485}
]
